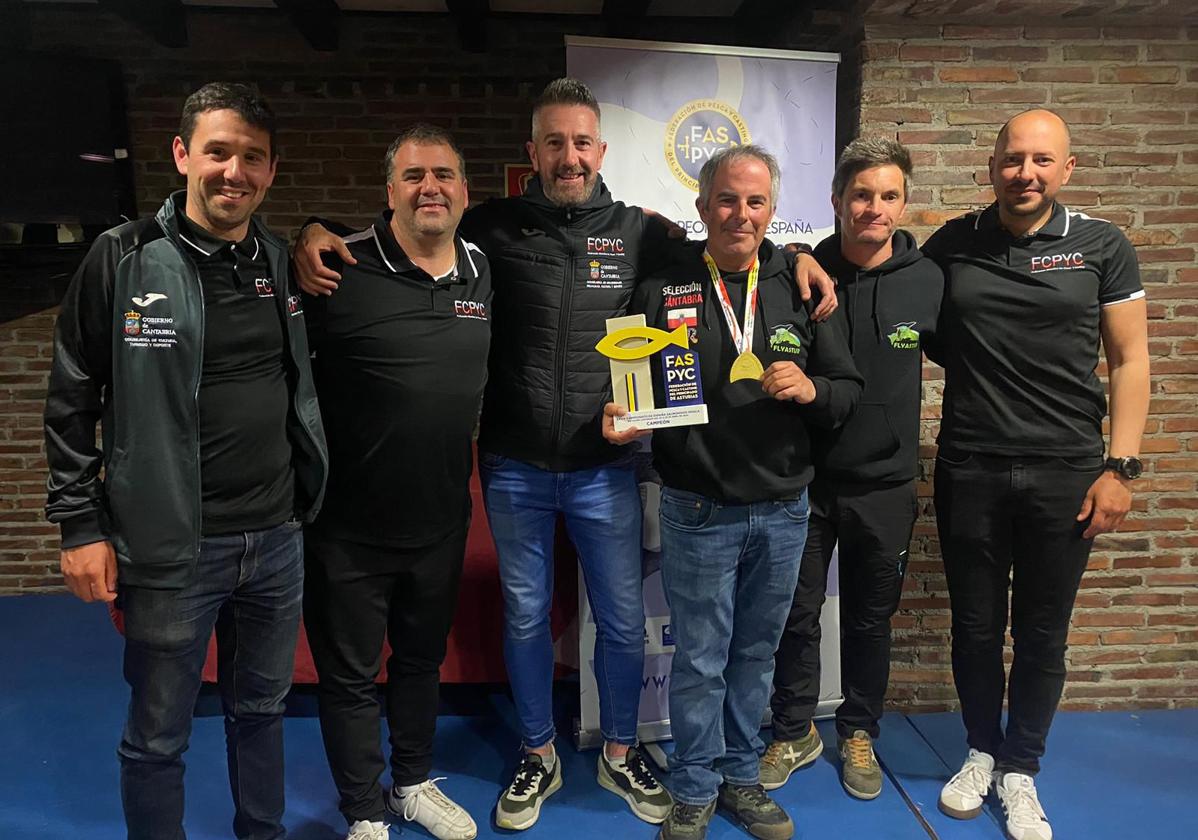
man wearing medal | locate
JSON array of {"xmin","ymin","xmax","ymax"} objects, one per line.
[{"xmin": 603, "ymin": 145, "xmax": 862, "ymax": 840}]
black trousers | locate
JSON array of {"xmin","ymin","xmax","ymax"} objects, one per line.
[
  {"xmin": 771, "ymin": 479, "xmax": 916, "ymax": 741},
  {"xmin": 934, "ymin": 449, "xmax": 1102, "ymax": 776},
  {"xmin": 303, "ymin": 525, "xmax": 468, "ymax": 824}
]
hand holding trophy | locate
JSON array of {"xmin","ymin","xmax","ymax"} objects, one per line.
[{"xmin": 596, "ymin": 314, "xmax": 709, "ymax": 433}]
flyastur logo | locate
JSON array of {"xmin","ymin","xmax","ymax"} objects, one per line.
[
  {"xmin": 888, "ymin": 322, "xmax": 920, "ymax": 350},
  {"xmin": 664, "ymin": 99, "xmax": 751, "ymax": 191},
  {"xmin": 768, "ymin": 324, "xmax": 802, "ymax": 355}
]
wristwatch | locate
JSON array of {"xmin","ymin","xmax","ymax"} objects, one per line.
[{"xmin": 1104, "ymin": 456, "xmax": 1143, "ymax": 480}]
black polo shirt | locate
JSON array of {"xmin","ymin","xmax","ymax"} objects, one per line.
[
  {"xmin": 305, "ymin": 211, "xmax": 492, "ymax": 548},
  {"xmin": 922, "ymin": 202, "xmax": 1143, "ymax": 457},
  {"xmin": 177, "ymin": 214, "xmax": 295, "ymax": 535}
]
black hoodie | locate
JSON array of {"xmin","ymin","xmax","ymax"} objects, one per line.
[
  {"xmin": 810, "ymin": 230, "xmax": 943, "ymax": 485},
  {"xmin": 631, "ymin": 240, "xmax": 863, "ymax": 504}
]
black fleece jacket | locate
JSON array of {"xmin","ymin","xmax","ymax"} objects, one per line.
[
  {"xmin": 631, "ymin": 240, "xmax": 863, "ymax": 503},
  {"xmin": 810, "ymin": 230, "xmax": 943, "ymax": 485}
]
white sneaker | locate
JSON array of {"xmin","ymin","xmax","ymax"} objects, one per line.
[
  {"xmin": 346, "ymin": 820, "xmax": 389, "ymax": 840},
  {"xmin": 938, "ymin": 748, "xmax": 995, "ymax": 819},
  {"xmin": 386, "ymin": 777, "xmax": 478, "ymax": 840},
  {"xmin": 995, "ymin": 772, "xmax": 1053, "ymax": 840}
]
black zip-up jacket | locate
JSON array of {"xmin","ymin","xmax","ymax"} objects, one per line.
[
  {"xmin": 632, "ymin": 240, "xmax": 863, "ymax": 503},
  {"xmin": 810, "ymin": 231, "xmax": 943, "ymax": 485},
  {"xmin": 44, "ymin": 192, "xmax": 328, "ymax": 589},
  {"xmin": 461, "ymin": 175, "xmax": 676, "ymax": 471}
]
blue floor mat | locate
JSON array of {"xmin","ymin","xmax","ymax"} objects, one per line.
[{"xmin": 5, "ymin": 594, "xmax": 1197, "ymax": 839}]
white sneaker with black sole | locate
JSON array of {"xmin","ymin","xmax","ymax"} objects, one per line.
[
  {"xmin": 385, "ymin": 777, "xmax": 477, "ymax": 840},
  {"xmin": 939, "ymin": 748, "xmax": 995, "ymax": 819},
  {"xmin": 995, "ymin": 771, "xmax": 1053, "ymax": 840},
  {"xmin": 495, "ymin": 751, "xmax": 562, "ymax": 831},
  {"xmin": 597, "ymin": 744, "xmax": 673, "ymax": 824}
]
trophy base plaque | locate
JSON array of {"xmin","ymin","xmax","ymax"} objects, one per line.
[{"xmin": 613, "ymin": 403, "xmax": 709, "ymax": 432}]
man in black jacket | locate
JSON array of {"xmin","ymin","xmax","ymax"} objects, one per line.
[
  {"xmin": 44, "ymin": 84, "xmax": 327, "ymax": 840},
  {"xmin": 761, "ymin": 138, "xmax": 942, "ymax": 802},
  {"xmin": 293, "ymin": 79, "xmax": 837, "ymax": 832},
  {"xmin": 605, "ymin": 145, "xmax": 862, "ymax": 840}
]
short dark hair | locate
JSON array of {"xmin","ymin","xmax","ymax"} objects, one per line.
[
  {"xmin": 831, "ymin": 137, "xmax": 913, "ymax": 201},
  {"xmin": 179, "ymin": 82, "xmax": 277, "ymax": 158},
  {"xmin": 531, "ymin": 77, "xmax": 601, "ymax": 138},
  {"xmin": 383, "ymin": 124, "xmax": 467, "ymax": 183}
]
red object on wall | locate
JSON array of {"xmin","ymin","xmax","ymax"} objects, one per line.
[{"xmin": 109, "ymin": 450, "xmax": 580, "ymax": 685}]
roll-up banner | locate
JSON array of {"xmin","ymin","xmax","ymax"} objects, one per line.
[{"xmin": 567, "ymin": 36, "xmax": 842, "ymax": 747}]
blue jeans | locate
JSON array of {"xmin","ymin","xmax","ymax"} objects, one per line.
[
  {"xmin": 118, "ymin": 520, "xmax": 304, "ymax": 840},
  {"xmin": 480, "ymin": 451, "xmax": 645, "ymax": 748},
  {"xmin": 659, "ymin": 487, "xmax": 809, "ymax": 805}
]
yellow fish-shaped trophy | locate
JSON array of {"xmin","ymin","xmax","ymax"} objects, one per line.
[{"xmin": 595, "ymin": 323, "xmax": 689, "ymax": 360}]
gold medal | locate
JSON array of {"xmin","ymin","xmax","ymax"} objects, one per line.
[
  {"xmin": 729, "ymin": 351, "xmax": 765, "ymax": 382},
  {"xmin": 703, "ymin": 251, "xmax": 763, "ymax": 386}
]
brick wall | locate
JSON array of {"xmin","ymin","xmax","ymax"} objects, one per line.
[
  {"xmin": 3, "ymin": 4, "xmax": 1196, "ymax": 711},
  {"xmin": 855, "ymin": 14, "xmax": 1198, "ymax": 711}
]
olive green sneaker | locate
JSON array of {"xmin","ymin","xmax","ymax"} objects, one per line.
[
  {"xmin": 759, "ymin": 722, "xmax": 823, "ymax": 791},
  {"xmin": 657, "ymin": 800, "xmax": 717, "ymax": 840},
  {"xmin": 838, "ymin": 730, "xmax": 882, "ymax": 800},
  {"xmin": 597, "ymin": 745, "xmax": 673, "ymax": 824},
  {"xmin": 716, "ymin": 783, "xmax": 794, "ymax": 840},
  {"xmin": 495, "ymin": 751, "xmax": 562, "ymax": 830}
]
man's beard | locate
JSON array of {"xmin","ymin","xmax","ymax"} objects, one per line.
[{"xmin": 542, "ymin": 169, "xmax": 597, "ymax": 208}]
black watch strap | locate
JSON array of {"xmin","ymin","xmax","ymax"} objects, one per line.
[{"xmin": 1104, "ymin": 456, "xmax": 1143, "ymax": 480}]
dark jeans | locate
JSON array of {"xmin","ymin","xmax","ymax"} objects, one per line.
[
  {"xmin": 118, "ymin": 520, "xmax": 304, "ymax": 840},
  {"xmin": 303, "ymin": 525, "xmax": 468, "ymax": 824},
  {"xmin": 772, "ymin": 480, "xmax": 916, "ymax": 741},
  {"xmin": 934, "ymin": 448, "xmax": 1103, "ymax": 776}
]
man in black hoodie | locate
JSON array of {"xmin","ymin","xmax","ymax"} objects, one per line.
[
  {"xmin": 605, "ymin": 145, "xmax": 862, "ymax": 840},
  {"xmin": 761, "ymin": 138, "xmax": 942, "ymax": 802}
]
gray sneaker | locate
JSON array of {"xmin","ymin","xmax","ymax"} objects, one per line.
[
  {"xmin": 597, "ymin": 745, "xmax": 673, "ymax": 824},
  {"xmin": 759, "ymin": 723, "xmax": 823, "ymax": 791},
  {"xmin": 716, "ymin": 783, "xmax": 794, "ymax": 840},
  {"xmin": 657, "ymin": 800, "xmax": 717, "ymax": 840},
  {"xmin": 495, "ymin": 752, "xmax": 562, "ymax": 831},
  {"xmin": 838, "ymin": 730, "xmax": 882, "ymax": 800}
]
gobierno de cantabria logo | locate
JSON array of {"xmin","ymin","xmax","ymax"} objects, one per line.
[{"xmin": 664, "ymin": 99, "xmax": 751, "ymax": 192}]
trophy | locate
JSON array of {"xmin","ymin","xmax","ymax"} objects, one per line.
[{"xmin": 596, "ymin": 313, "xmax": 709, "ymax": 432}]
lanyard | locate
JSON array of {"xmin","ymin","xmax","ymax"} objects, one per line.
[{"xmin": 703, "ymin": 251, "xmax": 759, "ymax": 356}]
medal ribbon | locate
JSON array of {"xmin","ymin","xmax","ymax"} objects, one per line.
[{"xmin": 703, "ymin": 250, "xmax": 759, "ymax": 356}]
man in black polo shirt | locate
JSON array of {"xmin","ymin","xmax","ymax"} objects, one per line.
[
  {"xmin": 763, "ymin": 138, "xmax": 943, "ymax": 802},
  {"xmin": 925, "ymin": 110, "xmax": 1149, "ymax": 840},
  {"xmin": 302, "ymin": 125, "xmax": 489, "ymax": 840},
  {"xmin": 45, "ymin": 83, "xmax": 327, "ymax": 840}
]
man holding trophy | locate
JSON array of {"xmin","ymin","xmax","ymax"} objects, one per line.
[{"xmin": 603, "ymin": 145, "xmax": 862, "ymax": 840}]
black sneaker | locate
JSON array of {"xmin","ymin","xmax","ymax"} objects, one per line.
[
  {"xmin": 494, "ymin": 752, "xmax": 562, "ymax": 831},
  {"xmin": 716, "ymin": 783, "xmax": 794, "ymax": 840},
  {"xmin": 658, "ymin": 800, "xmax": 716, "ymax": 840},
  {"xmin": 597, "ymin": 745, "xmax": 673, "ymax": 823}
]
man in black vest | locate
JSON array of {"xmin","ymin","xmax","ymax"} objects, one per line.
[{"xmin": 45, "ymin": 83, "xmax": 327, "ymax": 840}]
